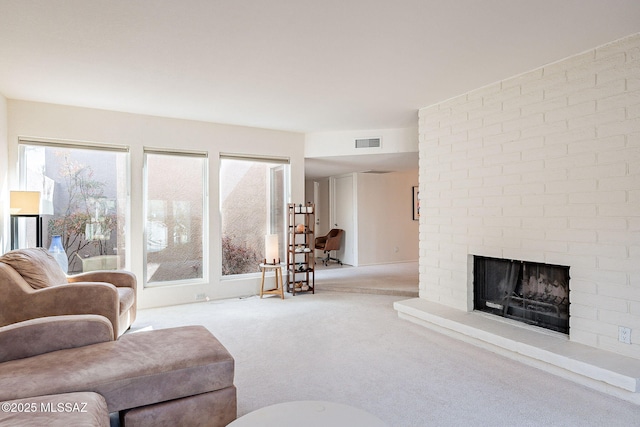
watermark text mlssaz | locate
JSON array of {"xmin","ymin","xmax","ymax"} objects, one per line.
[{"xmin": 1, "ymin": 401, "xmax": 89, "ymax": 413}]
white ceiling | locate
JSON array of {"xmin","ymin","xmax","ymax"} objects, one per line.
[
  {"xmin": 1, "ymin": 1, "xmax": 639, "ymax": 176},
  {"xmin": 305, "ymin": 152, "xmax": 419, "ymax": 180}
]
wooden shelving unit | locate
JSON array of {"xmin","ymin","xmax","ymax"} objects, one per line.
[{"xmin": 286, "ymin": 203, "xmax": 315, "ymax": 295}]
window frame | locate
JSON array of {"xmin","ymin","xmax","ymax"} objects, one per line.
[
  {"xmin": 142, "ymin": 147, "xmax": 209, "ymax": 288},
  {"xmin": 219, "ymin": 153, "xmax": 290, "ymax": 279},
  {"xmin": 17, "ymin": 137, "xmax": 131, "ymax": 272}
]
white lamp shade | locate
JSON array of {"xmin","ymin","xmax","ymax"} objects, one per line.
[
  {"xmin": 265, "ymin": 234, "xmax": 279, "ymax": 263},
  {"xmin": 10, "ymin": 191, "xmax": 41, "ymax": 215}
]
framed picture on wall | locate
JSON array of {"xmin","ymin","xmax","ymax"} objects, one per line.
[{"xmin": 412, "ymin": 186, "xmax": 420, "ymax": 221}]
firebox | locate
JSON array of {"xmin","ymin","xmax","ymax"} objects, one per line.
[{"xmin": 473, "ymin": 256, "xmax": 570, "ymax": 334}]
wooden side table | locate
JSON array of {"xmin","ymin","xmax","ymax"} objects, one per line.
[{"xmin": 259, "ymin": 263, "xmax": 284, "ymax": 299}]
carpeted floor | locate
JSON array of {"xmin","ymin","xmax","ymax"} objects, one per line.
[
  {"xmin": 314, "ymin": 261, "xmax": 419, "ymax": 297},
  {"xmin": 131, "ymin": 286, "xmax": 640, "ymax": 426}
]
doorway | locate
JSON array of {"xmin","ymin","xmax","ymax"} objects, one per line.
[{"xmin": 330, "ymin": 174, "xmax": 355, "ymax": 266}]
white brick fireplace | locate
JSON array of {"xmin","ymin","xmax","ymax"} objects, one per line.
[{"xmin": 396, "ymin": 33, "xmax": 640, "ymax": 402}]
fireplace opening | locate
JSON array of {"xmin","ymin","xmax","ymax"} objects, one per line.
[{"xmin": 473, "ymin": 256, "xmax": 570, "ymax": 334}]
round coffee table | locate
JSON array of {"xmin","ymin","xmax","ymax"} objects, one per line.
[{"xmin": 228, "ymin": 400, "xmax": 387, "ymax": 427}]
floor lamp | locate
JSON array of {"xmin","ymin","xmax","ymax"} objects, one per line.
[{"xmin": 9, "ymin": 191, "xmax": 43, "ymax": 250}]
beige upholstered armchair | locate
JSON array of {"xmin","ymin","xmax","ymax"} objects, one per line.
[{"xmin": 0, "ymin": 248, "xmax": 136, "ymax": 337}]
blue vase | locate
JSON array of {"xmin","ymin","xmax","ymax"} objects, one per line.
[{"xmin": 48, "ymin": 235, "xmax": 69, "ymax": 274}]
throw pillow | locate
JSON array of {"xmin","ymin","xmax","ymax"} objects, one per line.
[{"xmin": 0, "ymin": 247, "xmax": 68, "ymax": 289}]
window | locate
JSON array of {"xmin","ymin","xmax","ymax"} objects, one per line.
[
  {"xmin": 144, "ymin": 150, "xmax": 207, "ymax": 285},
  {"xmin": 220, "ymin": 155, "xmax": 289, "ymax": 276},
  {"xmin": 19, "ymin": 140, "xmax": 129, "ymax": 273}
]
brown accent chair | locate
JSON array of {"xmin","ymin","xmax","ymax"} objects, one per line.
[
  {"xmin": 315, "ymin": 228, "xmax": 344, "ymax": 266},
  {"xmin": 0, "ymin": 247, "xmax": 136, "ymax": 337}
]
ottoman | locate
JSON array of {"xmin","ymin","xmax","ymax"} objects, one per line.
[{"xmin": 0, "ymin": 325, "xmax": 237, "ymax": 426}]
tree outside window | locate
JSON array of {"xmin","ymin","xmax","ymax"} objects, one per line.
[{"xmin": 20, "ymin": 144, "xmax": 127, "ymax": 273}]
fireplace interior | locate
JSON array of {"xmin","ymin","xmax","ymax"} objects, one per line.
[{"xmin": 473, "ymin": 256, "xmax": 570, "ymax": 334}]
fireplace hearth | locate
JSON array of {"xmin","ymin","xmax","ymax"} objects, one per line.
[{"xmin": 473, "ymin": 256, "xmax": 570, "ymax": 334}]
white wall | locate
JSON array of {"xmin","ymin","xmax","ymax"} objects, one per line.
[
  {"xmin": 357, "ymin": 170, "xmax": 419, "ymax": 265},
  {"xmin": 305, "ymin": 126, "xmax": 417, "ymax": 157},
  {"xmin": 6, "ymin": 100, "xmax": 305, "ymax": 309},
  {"xmin": 418, "ymin": 33, "xmax": 640, "ymax": 359}
]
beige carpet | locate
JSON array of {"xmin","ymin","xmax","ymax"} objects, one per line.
[
  {"xmin": 131, "ymin": 289, "xmax": 640, "ymax": 426},
  {"xmin": 314, "ymin": 261, "xmax": 419, "ymax": 297}
]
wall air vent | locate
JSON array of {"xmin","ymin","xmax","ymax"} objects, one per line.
[
  {"xmin": 362, "ymin": 170, "xmax": 391, "ymax": 174},
  {"xmin": 355, "ymin": 138, "xmax": 381, "ymax": 148}
]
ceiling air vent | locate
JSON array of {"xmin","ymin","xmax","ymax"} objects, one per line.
[{"xmin": 355, "ymin": 137, "xmax": 381, "ymax": 148}]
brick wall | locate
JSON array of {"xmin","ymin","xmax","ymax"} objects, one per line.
[{"xmin": 418, "ymin": 33, "xmax": 640, "ymax": 358}]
